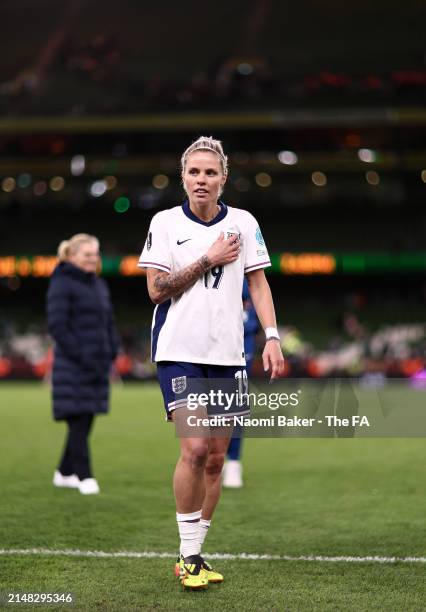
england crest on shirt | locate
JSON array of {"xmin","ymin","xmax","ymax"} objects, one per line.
[{"xmin": 225, "ymin": 226, "xmax": 241, "ymax": 243}]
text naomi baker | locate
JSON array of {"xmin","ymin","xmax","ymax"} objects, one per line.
[{"xmin": 186, "ymin": 415, "xmax": 370, "ymax": 428}]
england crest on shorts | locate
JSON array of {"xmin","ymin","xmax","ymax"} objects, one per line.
[{"xmin": 172, "ymin": 376, "xmax": 187, "ymax": 394}]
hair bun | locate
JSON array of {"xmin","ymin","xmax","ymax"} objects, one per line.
[{"xmin": 57, "ymin": 240, "xmax": 70, "ymax": 261}]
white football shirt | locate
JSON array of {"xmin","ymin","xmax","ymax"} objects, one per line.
[{"xmin": 138, "ymin": 201, "xmax": 271, "ymax": 365}]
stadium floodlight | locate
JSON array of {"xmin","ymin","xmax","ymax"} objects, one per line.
[
  {"xmin": 278, "ymin": 151, "xmax": 298, "ymax": 165},
  {"xmin": 311, "ymin": 171, "xmax": 327, "ymax": 186},
  {"xmin": 152, "ymin": 174, "xmax": 169, "ymax": 189},
  {"xmin": 114, "ymin": 196, "xmax": 130, "ymax": 213},
  {"xmin": 17, "ymin": 174, "xmax": 31, "ymax": 188},
  {"xmin": 50, "ymin": 176, "xmax": 65, "ymax": 192},
  {"xmin": 358, "ymin": 148, "xmax": 376, "ymax": 163},
  {"xmin": 237, "ymin": 62, "xmax": 253, "ymax": 75},
  {"xmin": 33, "ymin": 181, "xmax": 47, "ymax": 196},
  {"xmin": 71, "ymin": 155, "xmax": 86, "ymax": 176},
  {"xmin": 366, "ymin": 170, "xmax": 380, "ymax": 185},
  {"xmin": 2, "ymin": 177, "xmax": 15, "ymax": 192},
  {"xmin": 255, "ymin": 172, "xmax": 272, "ymax": 187},
  {"xmin": 90, "ymin": 180, "xmax": 107, "ymax": 197}
]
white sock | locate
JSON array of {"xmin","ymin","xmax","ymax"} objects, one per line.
[
  {"xmin": 198, "ymin": 518, "xmax": 211, "ymax": 550},
  {"xmin": 176, "ymin": 510, "xmax": 202, "ymax": 558}
]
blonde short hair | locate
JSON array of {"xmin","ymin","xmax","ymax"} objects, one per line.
[
  {"xmin": 57, "ymin": 233, "xmax": 99, "ymax": 262},
  {"xmin": 181, "ymin": 136, "xmax": 228, "ymax": 176}
]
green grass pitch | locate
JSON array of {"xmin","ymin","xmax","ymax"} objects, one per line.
[{"xmin": 1, "ymin": 382, "xmax": 426, "ymax": 610}]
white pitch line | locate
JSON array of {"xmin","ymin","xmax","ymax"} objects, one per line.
[{"xmin": 0, "ymin": 549, "xmax": 425, "ymax": 564}]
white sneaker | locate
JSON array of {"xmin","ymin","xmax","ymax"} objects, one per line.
[
  {"xmin": 53, "ymin": 470, "xmax": 80, "ymax": 489},
  {"xmin": 222, "ymin": 460, "xmax": 243, "ymax": 488},
  {"xmin": 79, "ymin": 478, "xmax": 100, "ymax": 495}
]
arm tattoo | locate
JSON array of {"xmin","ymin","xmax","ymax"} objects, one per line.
[
  {"xmin": 152, "ymin": 256, "xmax": 212, "ymax": 301},
  {"xmin": 197, "ymin": 255, "xmax": 211, "ymax": 273}
]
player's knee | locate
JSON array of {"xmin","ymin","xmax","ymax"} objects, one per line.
[
  {"xmin": 205, "ymin": 451, "xmax": 225, "ymax": 476},
  {"xmin": 182, "ymin": 443, "xmax": 209, "ymax": 470}
]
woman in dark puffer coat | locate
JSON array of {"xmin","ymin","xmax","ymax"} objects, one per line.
[{"xmin": 47, "ymin": 233, "xmax": 119, "ymax": 495}]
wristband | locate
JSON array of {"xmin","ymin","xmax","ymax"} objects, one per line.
[{"xmin": 265, "ymin": 327, "xmax": 280, "ymax": 341}]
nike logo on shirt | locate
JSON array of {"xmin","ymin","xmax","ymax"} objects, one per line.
[{"xmin": 177, "ymin": 239, "xmax": 192, "ymax": 245}]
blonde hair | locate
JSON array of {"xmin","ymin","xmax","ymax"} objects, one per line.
[
  {"xmin": 57, "ymin": 233, "xmax": 99, "ymax": 262},
  {"xmin": 181, "ymin": 136, "xmax": 228, "ymax": 176}
]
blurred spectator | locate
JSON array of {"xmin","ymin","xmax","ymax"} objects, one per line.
[{"xmin": 47, "ymin": 233, "xmax": 119, "ymax": 495}]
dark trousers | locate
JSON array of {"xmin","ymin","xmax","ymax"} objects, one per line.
[
  {"xmin": 227, "ymin": 431, "xmax": 243, "ymax": 460},
  {"xmin": 226, "ymin": 357, "xmax": 252, "ymax": 461},
  {"xmin": 58, "ymin": 414, "xmax": 94, "ymax": 480}
]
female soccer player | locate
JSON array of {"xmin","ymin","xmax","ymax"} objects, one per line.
[{"xmin": 139, "ymin": 136, "xmax": 284, "ymax": 589}]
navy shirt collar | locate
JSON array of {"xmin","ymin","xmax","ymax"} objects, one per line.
[{"xmin": 182, "ymin": 200, "xmax": 228, "ymax": 227}]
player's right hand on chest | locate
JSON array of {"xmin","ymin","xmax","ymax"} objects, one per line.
[{"xmin": 206, "ymin": 232, "xmax": 240, "ymax": 266}]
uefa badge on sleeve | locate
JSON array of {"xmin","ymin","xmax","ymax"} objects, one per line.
[
  {"xmin": 172, "ymin": 376, "xmax": 187, "ymax": 394},
  {"xmin": 255, "ymin": 227, "xmax": 265, "ymax": 246}
]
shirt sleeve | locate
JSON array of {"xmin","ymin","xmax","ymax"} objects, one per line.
[
  {"xmin": 243, "ymin": 213, "xmax": 271, "ymax": 273},
  {"xmin": 138, "ymin": 213, "xmax": 171, "ymax": 273}
]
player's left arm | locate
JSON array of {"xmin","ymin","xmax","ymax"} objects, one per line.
[{"xmin": 246, "ymin": 268, "xmax": 285, "ymax": 380}]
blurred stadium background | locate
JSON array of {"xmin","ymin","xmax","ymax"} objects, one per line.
[
  {"xmin": 1, "ymin": 2, "xmax": 426, "ymax": 609},
  {"xmin": 0, "ymin": 0, "xmax": 425, "ymax": 384}
]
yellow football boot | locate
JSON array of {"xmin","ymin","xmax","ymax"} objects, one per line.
[
  {"xmin": 175, "ymin": 554, "xmax": 209, "ymax": 590},
  {"xmin": 175, "ymin": 554, "xmax": 223, "ymax": 584},
  {"xmin": 200, "ymin": 558, "xmax": 224, "ymax": 583}
]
